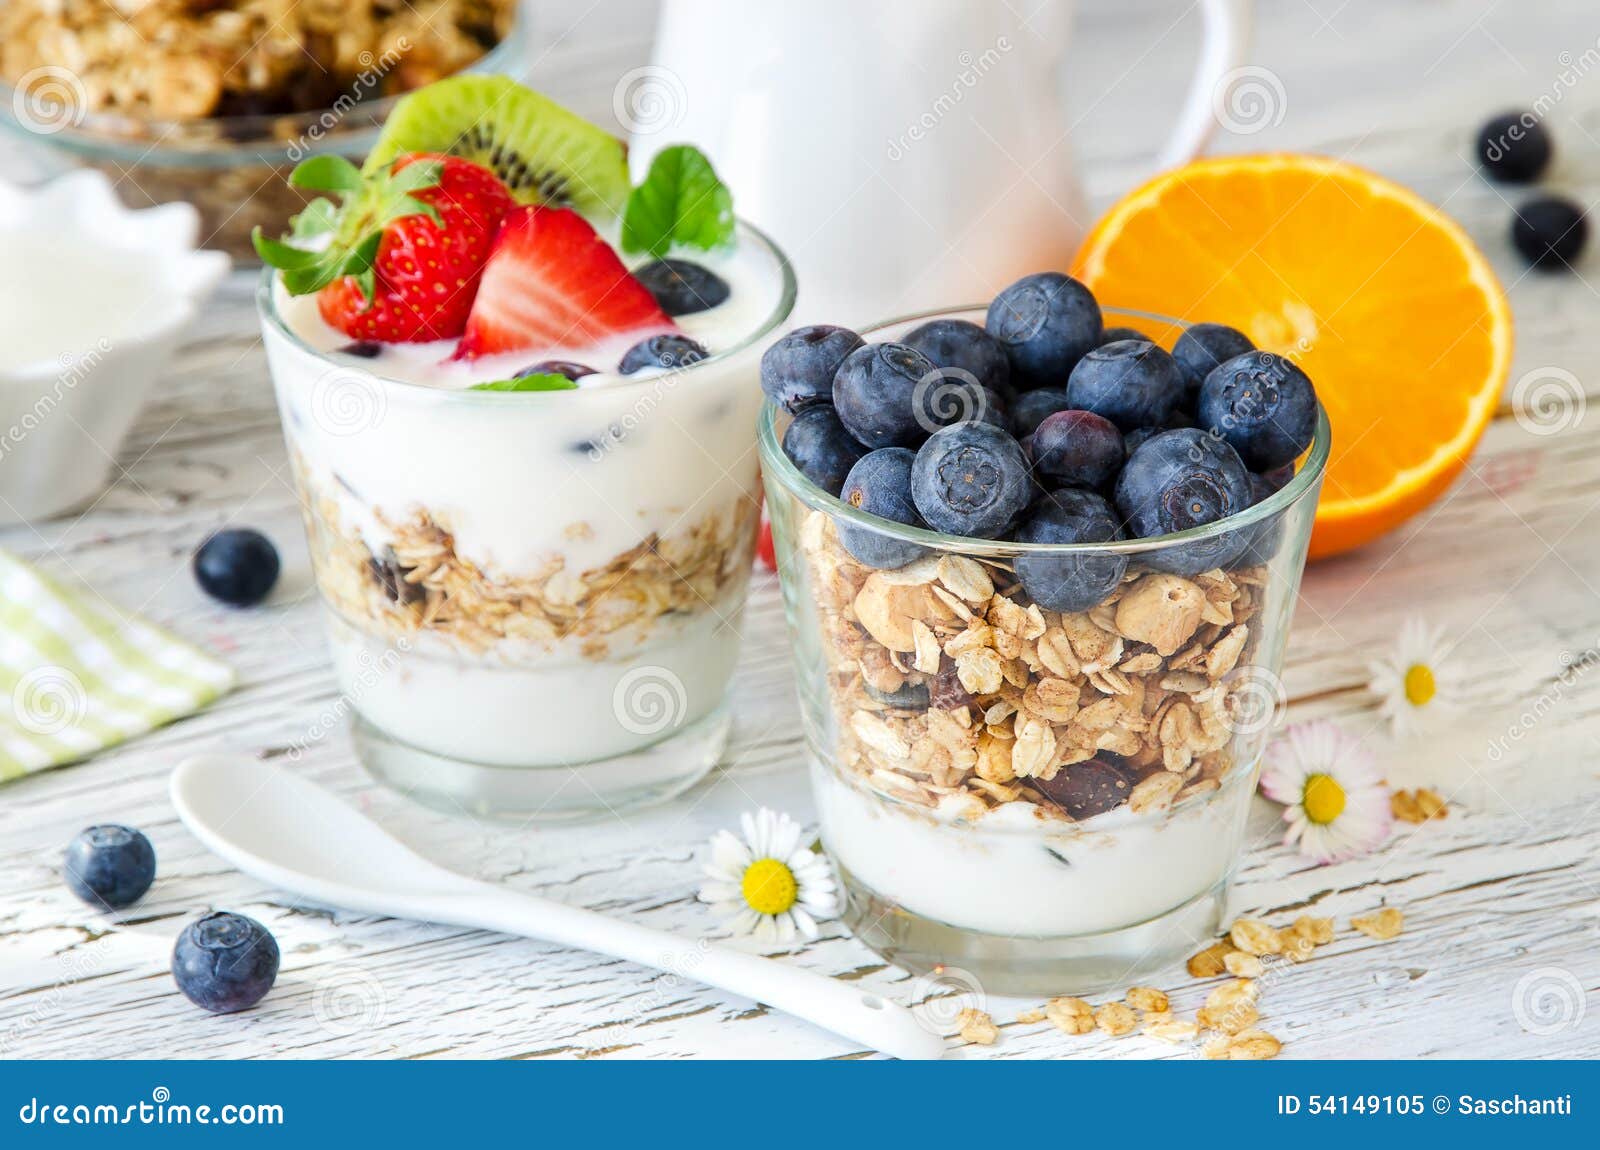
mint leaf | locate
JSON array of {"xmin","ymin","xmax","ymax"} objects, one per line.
[
  {"xmin": 622, "ymin": 145, "xmax": 734, "ymax": 257},
  {"xmin": 469, "ymin": 374, "xmax": 580, "ymax": 392},
  {"xmin": 290, "ymin": 197, "xmax": 339, "ymax": 240}
]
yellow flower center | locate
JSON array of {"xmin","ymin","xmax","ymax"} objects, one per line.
[
  {"xmin": 1404, "ymin": 664, "xmax": 1436, "ymax": 707},
  {"xmin": 1302, "ymin": 773, "xmax": 1347, "ymax": 825},
  {"xmin": 741, "ymin": 858, "xmax": 798, "ymax": 916}
]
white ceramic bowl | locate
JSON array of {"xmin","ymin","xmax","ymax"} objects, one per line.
[{"xmin": 0, "ymin": 170, "xmax": 229, "ymax": 525}]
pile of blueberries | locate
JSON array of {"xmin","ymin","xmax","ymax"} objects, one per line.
[
  {"xmin": 1475, "ymin": 110, "xmax": 1588, "ymax": 272},
  {"xmin": 763, "ymin": 272, "xmax": 1319, "ymax": 611}
]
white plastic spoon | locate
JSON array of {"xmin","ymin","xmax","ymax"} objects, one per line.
[{"xmin": 170, "ymin": 754, "xmax": 944, "ymax": 1060}]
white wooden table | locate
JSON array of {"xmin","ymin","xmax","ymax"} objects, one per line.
[{"xmin": 4, "ymin": 0, "xmax": 1600, "ymax": 1058}]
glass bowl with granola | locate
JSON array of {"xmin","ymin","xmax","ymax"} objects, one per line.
[
  {"xmin": 0, "ymin": 0, "xmax": 520, "ymax": 260},
  {"xmin": 758, "ymin": 288, "xmax": 1330, "ymax": 994},
  {"xmin": 256, "ymin": 77, "xmax": 796, "ymax": 821}
]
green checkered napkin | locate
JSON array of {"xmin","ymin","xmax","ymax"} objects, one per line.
[{"xmin": 0, "ymin": 551, "xmax": 235, "ymax": 781}]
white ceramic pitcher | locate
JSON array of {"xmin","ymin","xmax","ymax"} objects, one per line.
[{"xmin": 637, "ymin": 0, "xmax": 1253, "ymax": 324}]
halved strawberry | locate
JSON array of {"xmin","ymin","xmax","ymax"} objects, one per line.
[{"xmin": 454, "ymin": 205, "xmax": 674, "ymax": 360}]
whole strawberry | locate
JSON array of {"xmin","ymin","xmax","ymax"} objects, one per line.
[{"xmin": 253, "ymin": 153, "xmax": 512, "ymax": 342}]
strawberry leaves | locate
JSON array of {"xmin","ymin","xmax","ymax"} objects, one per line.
[
  {"xmin": 252, "ymin": 155, "xmax": 444, "ymax": 303},
  {"xmin": 621, "ymin": 145, "xmax": 734, "ymax": 258}
]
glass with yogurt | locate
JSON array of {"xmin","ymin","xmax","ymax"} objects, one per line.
[
  {"xmin": 259, "ymin": 222, "xmax": 795, "ymax": 820},
  {"xmin": 759, "ymin": 305, "xmax": 1329, "ymax": 994}
]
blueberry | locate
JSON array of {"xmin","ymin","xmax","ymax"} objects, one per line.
[
  {"xmin": 172, "ymin": 912, "xmax": 280, "ymax": 1014},
  {"xmin": 1065, "ymin": 339, "xmax": 1185, "ymax": 431},
  {"xmin": 1511, "ymin": 196, "xmax": 1587, "ymax": 271},
  {"xmin": 1233, "ymin": 471, "xmax": 1287, "ymax": 568},
  {"xmin": 901, "ymin": 318, "xmax": 1011, "ymax": 397},
  {"xmin": 338, "ymin": 341, "xmax": 382, "ymax": 358},
  {"xmin": 1197, "ymin": 350, "xmax": 1318, "ymax": 471},
  {"xmin": 1029, "ymin": 410, "xmax": 1123, "ymax": 490},
  {"xmin": 760, "ymin": 324, "xmax": 865, "ymax": 413},
  {"xmin": 985, "ymin": 272, "xmax": 1103, "ymax": 389},
  {"xmin": 832, "ymin": 342, "xmax": 940, "ymax": 448},
  {"xmin": 619, "ymin": 333, "xmax": 709, "ymax": 374},
  {"xmin": 1114, "ymin": 428, "xmax": 1253, "ymax": 575},
  {"xmin": 837, "ymin": 447, "xmax": 928, "ymax": 569},
  {"xmin": 1014, "ymin": 489, "xmax": 1128, "ymax": 613},
  {"xmin": 1010, "ymin": 388, "xmax": 1072, "ymax": 438},
  {"xmin": 911, "ymin": 422, "xmax": 1032, "ymax": 539},
  {"xmin": 63, "ymin": 825, "xmax": 156, "ymax": 910},
  {"xmin": 194, "ymin": 529, "xmax": 280, "ymax": 607},
  {"xmin": 865, "ymin": 680, "xmax": 931, "ymax": 709},
  {"xmin": 516, "ymin": 359, "xmax": 596, "ymax": 383},
  {"xmin": 1123, "ymin": 426, "xmax": 1158, "ymax": 458},
  {"xmin": 1476, "ymin": 111, "xmax": 1552, "ymax": 184},
  {"xmin": 1099, "ymin": 326, "xmax": 1146, "ymax": 345},
  {"xmin": 1260, "ymin": 462, "xmax": 1296, "ymax": 491},
  {"xmin": 1172, "ymin": 323, "xmax": 1254, "ymax": 404},
  {"xmin": 782, "ymin": 406, "xmax": 868, "ymax": 496},
  {"xmin": 633, "ymin": 258, "xmax": 731, "ymax": 316}
]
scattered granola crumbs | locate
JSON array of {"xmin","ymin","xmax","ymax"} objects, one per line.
[
  {"xmin": 1016, "ymin": 1008, "xmax": 1048, "ymax": 1025},
  {"xmin": 1198, "ymin": 1001, "xmax": 1260, "ymax": 1035},
  {"xmin": 1045, "ymin": 996, "xmax": 1096, "ymax": 1036},
  {"xmin": 1226, "ymin": 1028, "xmax": 1283, "ymax": 1060},
  {"xmin": 957, "ymin": 1007, "xmax": 999, "ymax": 1045},
  {"xmin": 1229, "ymin": 917, "xmax": 1284, "ymax": 956},
  {"xmin": 1289, "ymin": 915, "xmax": 1335, "ymax": 945},
  {"xmin": 1095, "ymin": 1001, "xmax": 1140, "ymax": 1037},
  {"xmin": 1187, "ymin": 939, "xmax": 1238, "ymax": 978},
  {"xmin": 1143, "ymin": 1014, "xmax": 1200, "ymax": 1043},
  {"xmin": 1351, "ymin": 907, "xmax": 1405, "ymax": 940},
  {"xmin": 1392, "ymin": 787, "xmax": 1448, "ymax": 823},
  {"xmin": 1202, "ymin": 1035, "xmax": 1232, "ymax": 1059},
  {"xmin": 1224, "ymin": 951, "xmax": 1265, "ymax": 978},
  {"xmin": 1126, "ymin": 986, "xmax": 1170, "ymax": 1014},
  {"xmin": 1281, "ymin": 934, "xmax": 1316, "ymax": 963}
]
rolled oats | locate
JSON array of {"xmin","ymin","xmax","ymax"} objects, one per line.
[
  {"xmin": 1125, "ymin": 986, "xmax": 1170, "ymax": 1014},
  {"xmin": 1351, "ymin": 908, "xmax": 1405, "ymax": 941},
  {"xmin": 1290, "ymin": 915, "xmax": 1335, "ymax": 945},
  {"xmin": 1095, "ymin": 1002, "xmax": 1139, "ymax": 1037},
  {"xmin": 1143, "ymin": 1015, "xmax": 1200, "ymax": 1043},
  {"xmin": 1226, "ymin": 1028, "xmax": 1283, "ymax": 1060},
  {"xmin": 957, "ymin": 1007, "xmax": 999, "ymax": 1045},
  {"xmin": 1187, "ymin": 939, "xmax": 1239, "ymax": 978},
  {"xmin": 1392, "ymin": 787, "xmax": 1448, "ymax": 823},
  {"xmin": 1045, "ymin": 996, "xmax": 1096, "ymax": 1036},
  {"xmin": 1229, "ymin": 918, "xmax": 1284, "ymax": 956},
  {"xmin": 1224, "ymin": 951, "xmax": 1265, "ymax": 978}
]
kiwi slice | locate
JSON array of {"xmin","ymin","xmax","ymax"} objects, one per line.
[{"xmin": 364, "ymin": 75, "xmax": 631, "ymax": 218}]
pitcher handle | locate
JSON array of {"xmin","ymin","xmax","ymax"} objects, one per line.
[{"xmin": 1154, "ymin": 0, "xmax": 1256, "ymax": 168}]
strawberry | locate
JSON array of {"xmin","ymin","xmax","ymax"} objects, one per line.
[
  {"xmin": 454, "ymin": 205, "xmax": 674, "ymax": 360},
  {"xmin": 253, "ymin": 153, "xmax": 512, "ymax": 342}
]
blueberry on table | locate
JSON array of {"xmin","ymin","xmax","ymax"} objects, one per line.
[
  {"xmin": 1197, "ymin": 350, "xmax": 1318, "ymax": 471},
  {"xmin": 1172, "ymin": 322, "xmax": 1254, "ymax": 404},
  {"xmin": 193, "ymin": 529, "xmax": 280, "ymax": 607},
  {"xmin": 172, "ymin": 912, "xmax": 280, "ymax": 1014},
  {"xmin": 760, "ymin": 324, "xmax": 865, "ymax": 413},
  {"xmin": 1066, "ymin": 339, "xmax": 1186, "ymax": 431},
  {"xmin": 911, "ymin": 422, "xmax": 1032, "ymax": 539},
  {"xmin": 1010, "ymin": 388, "xmax": 1072, "ymax": 438},
  {"xmin": 1029, "ymin": 409, "xmax": 1124, "ymax": 491},
  {"xmin": 1476, "ymin": 111, "xmax": 1552, "ymax": 184},
  {"xmin": 901, "ymin": 318, "xmax": 1012, "ymax": 397},
  {"xmin": 63, "ymin": 825, "xmax": 156, "ymax": 910},
  {"xmin": 1511, "ymin": 196, "xmax": 1588, "ymax": 271},
  {"xmin": 986, "ymin": 272, "xmax": 1103, "ymax": 390},
  {"xmin": 1114, "ymin": 428, "xmax": 1254, "ymax": 575},
  {"xmin": 633, "ymin": 257, "xmax": 731, "ymax": 316},
  {"xmin": 619, "ymin": 333, "xmax": 709, "ymax": 373},
  {"xmin": 516, "ymin": 359, "xmax": 596, "ymax": 383},
  {"xmin": 782, "ymin": 406, "xmax": 868, "ymax": 496},
  {"xmin": 1014, "ymin": 489, "xmax": 1128, "ymax": 613},
  {"xmin": 837, "ymin": 447, "xmax": 928, "ymax": 569},
  {"xmin": 833, "ymin": 341, "xmax": 940, "ymax": 448}
]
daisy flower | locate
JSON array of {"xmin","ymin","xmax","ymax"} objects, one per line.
[
  {"xmin": 1367, "ymin": 617, "xmax": 1462, "ymax": 736},
  {"xmin": 698, "ymin": 809, "xmax": 839, "ymax": 943},
  {"xmin": 1260, "ymin": 720, "xmax": 1391, "ymax": 863}
]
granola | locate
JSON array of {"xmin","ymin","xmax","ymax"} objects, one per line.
[
  {"xmin": 798, "ymin": 508, "xmax": 1272, "ymax": 823},
  {"xmin": 304, "ymin": 478, "xmax": 757, "ymax": 658},
  {"xmin": 956, "ymin": 1007, "xmax": 999, "ymax": 1046}
]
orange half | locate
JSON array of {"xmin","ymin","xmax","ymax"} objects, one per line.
[{"xmin": 1072, "ymin": 154, "xmax": 1512, "ymax": 558}]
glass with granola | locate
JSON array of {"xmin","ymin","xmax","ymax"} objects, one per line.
[
  {"xmin": 760, "ymin": 283, "xmax": 1328, "ymax": 993},
  {"xmin": 256, "ymin": 77, "xmax": 794, "ymax": 819}
]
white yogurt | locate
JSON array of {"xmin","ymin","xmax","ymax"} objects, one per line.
[
  {"xmin": 814, "ymin": 765, "xmax": 1255, "ymax": 938},
  {"xmin": 260, "ymin": 224, "xmax": 791, "ymax": 783}
]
